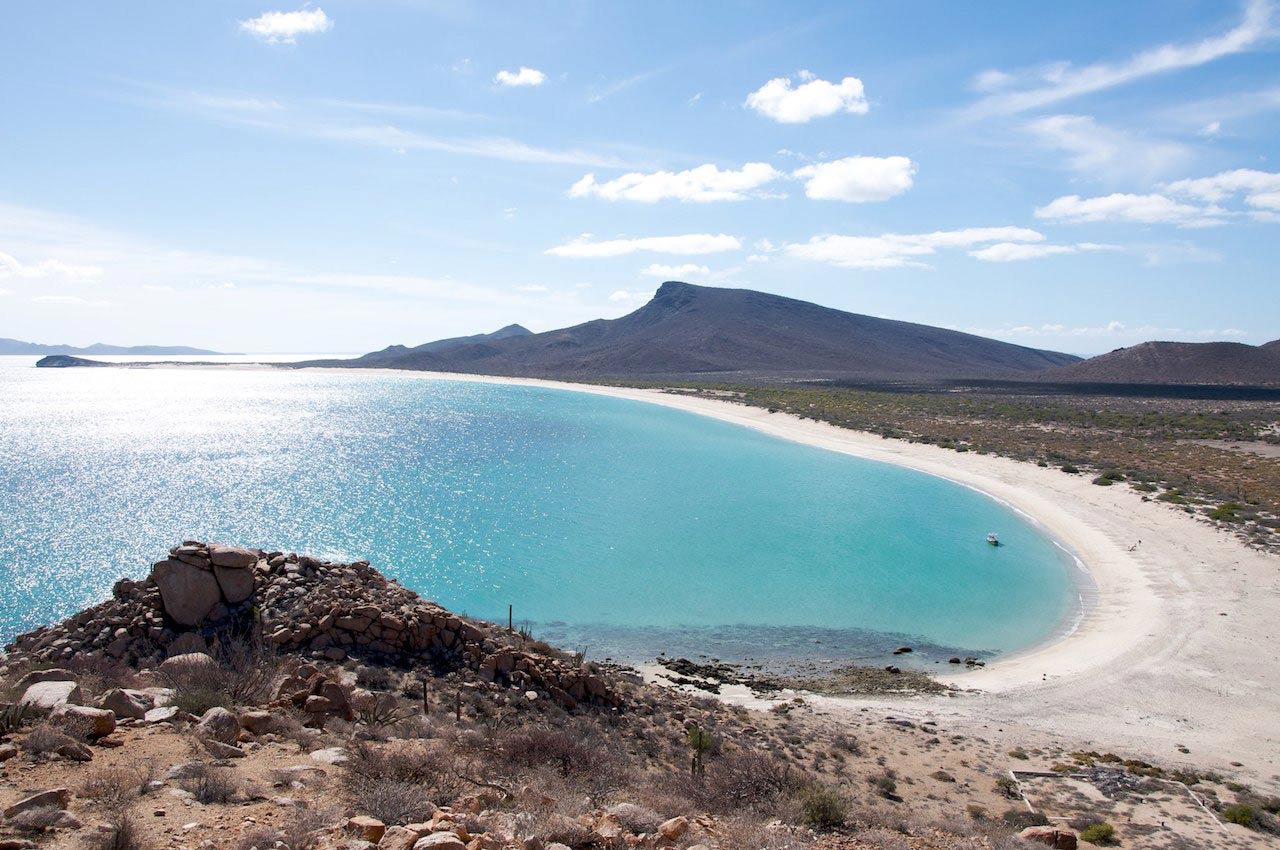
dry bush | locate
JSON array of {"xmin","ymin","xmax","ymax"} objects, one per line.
[
  {"xmin": 347, "ymin": 778, "xmax": 431, "ymax": 827},
  {"xmin": 711, "ymin": 815, "xmax": 807, "ymax": 850},
  {"xmin": 162, "ymin": 642, "xmax": 284, "ymax": 714},
  {"xmin": 177, "ymin": 763, "xmax": 242, "ymax": 804},
  {"xmin": 233, "ymin": 827, "xmax": 284, "ymax": 850},
  {"xmin": 82, "ymin": 812, "xmax": 150, "ymax": 850},
  {"xmin": 498, "ymin": 721, "xmax": 630, "ymax": 800},
  {"xmin": 342, "ymin": 738, "xmax": 461, "ymax": 822},
  {"xmin": 676, "ymin": 748, "xmax": 804, "ymax": 816},
  {"xmin": 21, "ymin": 721, "xmax": 78, "ymax": 758},
  {"xmin": 78, "ymin": 762, "xmax": 156, "ymax": 807},
  {"xmin": 278, "ymin": 806, "xmax": 342, "ymax": 850}
]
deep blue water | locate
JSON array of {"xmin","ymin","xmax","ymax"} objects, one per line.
[{"xmin": 0, "ymin": 357, "xmax": 1079, "ymax": 667}]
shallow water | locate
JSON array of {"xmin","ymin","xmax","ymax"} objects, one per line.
[{"xmin": 0, "ymin": 356, "xmax": 1078, "ymax": 667}]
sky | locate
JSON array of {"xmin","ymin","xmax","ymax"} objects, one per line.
[{"xmin": 1, "ymin": 1, "xmax": 1278, "ymax": 356}]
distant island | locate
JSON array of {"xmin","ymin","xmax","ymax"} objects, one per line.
[{"xmin": 1, "ymin": 337, "xmax": 227, "ymax": 356}]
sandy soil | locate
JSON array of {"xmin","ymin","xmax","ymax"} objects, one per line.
[{"xmin": 294, "ymin": 368, "xmax": 1280, "ymax": 791}]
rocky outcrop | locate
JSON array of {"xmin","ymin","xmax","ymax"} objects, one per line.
[{"xmin": 4, "ymin": 543, "xmax": 622, "ymax": 713}]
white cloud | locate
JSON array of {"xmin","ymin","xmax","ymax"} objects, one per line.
[
  {"xmin": 785, "ymin": 227, "xmax": 1044, "ymax": 270},
  {"xmin": 1034, "ymin": 193, "xmax": 1225, "ymax": 226},
  {"xmin": 516, "ymin": 284, "xmax": 548, "ymax": 292},
  {"xmin": 968, "ymin": 0, "xmax": 1275, "ymax": 116},
  {"xmin": 640, "ymin": 263, "xmax": 711, "ymax": 279},
  {"xmin": 793, "ymin": 156, "xmax": 916, "ymax": 202},
  {"xmin": 568, "ymin": 163, "xmax": 782, "ymax": 202},
  {"xmin": 968, "ymin": 320, "xmax": 1250, "ymax": 342},
  {"xmin": 1026, "ymin": 115, "xmax": 1190, "ymax": 182},
  {"xmin": 745, "ymin": 73, "xmax": 868, "ymax": 123},
  {"xmin": 607, "ymin": 289, "xmax": 653, "ymax": 308},
  {"xmin": 494, "ymin": 67, "xmax": 546, "ymax": 87},
  {"xmin": 31, "ymin": 294, "xmax": 107, "ymax": 307},
  {"xmin": 239, "ymin": 8, "xmax": 333, "ymax": 44},
  {"xmin": 0, "ymin": 251, "xmax": 102, "ymax": 280},
  {"xmin": 546, "ymin": 233, "xmax": 742, "ymax": 258},
  {"xmin": 1199, "ymin": 120, "xmax": 1222, "ymax": 136},
  {"xmin": 969, "ymin": 242, "xmax": 1119, "ymax": 262},
  {"xmin": 1163, "ymin": 168, "xmax": 1280, "ymax": 209}
]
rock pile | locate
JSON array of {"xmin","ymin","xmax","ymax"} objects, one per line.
[{"xmin": 4, "ymin": 543, "xmax": 620, "ymax": 713}]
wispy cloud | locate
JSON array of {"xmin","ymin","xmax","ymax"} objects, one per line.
[
  {"xmin": 784, "ymin": 227, "xmax": 1044, "ymax": 270},
  {"xmin": 967, "ymin": 0, "xmax": 1275, "ymax": 117},
  {"xmin": 546, "ymin": 233, "xmax": 742, "ymax": 258},
  {"xmin": 0, "ymin": 251, "xmax": 103, "ymax": 280},
  {"xmin": 969, "ymin": 242, "xmax": 1120, "ymax": 262},
  {"xmin": 494, "ymin": 67, "xmax": 546, "ymax": 87},
  {"xmin": 568, "ymin": 163, "xmax": 783, "ymax": 202},
  {"xmin": 1025, "ymin": 115, "xmax": 1191, "ymax": 183},
  {"xmin": 114, "ymin": 82, "xmax": 639, "ymax": 169},
  {"xmin": 239, "ymin": 8, "xmax": 333, "ymax": 45},
  {"xmin": 1034, "ymin": 193, "xmax": 1226, "ymax": 227}
]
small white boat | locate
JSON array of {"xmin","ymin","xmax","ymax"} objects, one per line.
[{"xmin": 986, "ymin": 532, "xmax": 1000, "ymax": 546}]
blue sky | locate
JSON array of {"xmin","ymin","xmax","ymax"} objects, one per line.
[{"xmin": 1, "ymin": 1, "xmax": 1278, "ymax": 355}]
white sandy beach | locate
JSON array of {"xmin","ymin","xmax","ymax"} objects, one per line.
[{"xmin": 300, "ymin": 367, "xmax": 1280, "ymax": 785}]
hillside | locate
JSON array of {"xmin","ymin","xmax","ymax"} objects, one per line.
[
  {"xmin": 348, "ymin": 323, "xmax": 532, "ymax": 365},
  {"xmin": 317, "ymin": 282, "xmax": 1078, "ymax": 381},
  {"xmin": 1044, "ymin": 340, "xmax": 1280, "ymax": 386},
  {"xmin": 0, "ymin": 338, "xmax": 224, "ymax": 356}
]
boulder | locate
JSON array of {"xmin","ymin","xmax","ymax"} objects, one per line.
[
  {"xmin": 208, "ymin": 545, "xmax": 258, "ymax": 569},
  {"xmin": 238, "ymin": 710, "xmax": 280, "ymax": 736},
  {"xmin": 3, "ymin": 788, "xmax": 70, "ymax": 819},
  {"xmin": 310, "ymin": 747, "xmax": 349, "ymax": 765},
  {"xmin": 152, "ymin": 558, "xmax": 222, "ymax": 626},
  {"xmin": 202, "ymin": 739, "xmax": 247, "ymax": 759},
  {"xmin": 98, "ymin": 689, "xmax": 150, "ymax": 720},
  {"xmin": 52, "ymin": 704, "xmax": 116, "ymax": 737},
  {"xmin": 413, "ymin": 835, "xmax": 466, "ymax": 850},
  {"xmin": 214, "ymin": 563, "xmax": 255, "ymax": 604},
  {"xmin": 14, "ymin": 668, "xmax": 76, "ymax": 691},
  {"xmin": 379, "ymin": 827, "xmax": 424, "ymax": 850},
  {"xmin": 195, "ymin": 707, "xmax": 241, "ymax": 745},
  {"xmin": 143, "ymin": 706, "xmax": 179, "ymax": 724},
  {"xmin": 658, "ymin": 816, "xmax": 689, "ymax": 841},
  {"xmin": 1018, "ymin": 826, "xmax": 1078, "ymax": 850},
  {"xmin": 159, "ymin": 652, "xmax": 215, "ymax": 676},
  {"xmin": 19, "ymin": 680, "xmax": 82, "ymax": 710},
  {"xmin": 349, "ymin": 817, "xmax": 387, "ymax": 842}
]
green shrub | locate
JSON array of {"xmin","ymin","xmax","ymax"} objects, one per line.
[
  {"xmin": 1061, "ymin": 464, "xmax": 1080, "ymax": 474},
  {"xmin": 800, "ymin": 784, "xmax": 846, "ymax": 830},
  {"xmin": 1224, "ymin": 803, "xmax": 1256, "ymax": 827},
  {"xmin": 1080, "ymin": 822, "xmax": 1116, "ymax": 843},
  {"xmin": 1209, "ymin": 503, "xmax": 1242, "ymax": 522},
  {"xmin": 1091, "ymin": 476, "xmax": 1115, "ymax": 486}
]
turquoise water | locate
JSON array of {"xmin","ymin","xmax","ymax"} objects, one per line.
[{"xmin": 0, "ymin": 357, "xmax": 1079, "ymax": 667}]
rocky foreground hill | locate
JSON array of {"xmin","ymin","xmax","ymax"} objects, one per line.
[{"xmin": 1, "ymin": 544, "xmax": 1275, "ymax": 850}]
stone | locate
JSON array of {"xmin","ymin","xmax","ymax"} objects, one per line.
[
  {"xmin": 208, "ymin": 545, "xmax": 258, "ymax": 569},
  {"xmin": 413, "ymin": 835, "xmax": 466, "ymax": 850},
  {"xmin": 195, "ymin": 707, "xmax": 241, "ymax": 745},
  {"xmin": 0, "ymin": 839, "xmax": 38, "ymax": 849},
  {"xmin": 0, "ymin": 743, "xmax": 18, "ymax": 761},
  {"xmin": 98, "ymin": 689, "xmax": 149, "ymax": 720},
  {"xmin": 214, "ymin": 563, "xmax": 256, "ymax": 604},
  {"xmin": 144, "ymin": 706, "xmax": 179, "ymax": 724},
  {"xmin": 52, "ymin": 704, "xmax": 116, "ymax": 737},
  {"xmin": 658, "ymin": 816, "xmax": 689, "ymax": 841},
  {"xmin": 310, "ymin": 747, "xmax": 349, "ymax": 765},
  {"xmin": 238, "ymin": 710, "xmax": 279, "ymax": 736},
  {"xmin": 55, "ymin": 740, "xmax": 93, "ymax": 761},
  {"xmin": 19, "ymin": 680, "xmax": 82, "ymax": 710},
  {"xmin": 379, "ymin": 827, "xmax": 423, "ymax": 850},
  {"xmin": 3, "ymin": 788, "xmax": 70, "ymax": 819},
  {"xmin": 152, "ymin": 558, "xmax": 222, "ymax": 626},
  {"xmin": 349, "ymin": 817, "xmax": 387, "ymax": 842},
  {"xmin": 1018, "ymin": 826, "xmax": 1078, "ymax": 850},
  {"xmin": 159, "ymin": 652, "xmax": 215, "ymax": 676},
  {"xmin": 202, "ymin": 739, "xmax": 247, "ymax": 759}
]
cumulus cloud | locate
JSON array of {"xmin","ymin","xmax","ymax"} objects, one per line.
[
  {"xmin": 1026, "ymin": 115, "xmax": 1190, "ymax": 182},
  {"xmin": 745, "ymin": 72, "xmax": 868, "ymax": 123},
  {"xmin": 568, "ymin": 163, "xmax": 782, "ymax": 202},
  {"xmin": 784, "ymin": 227, "xmax": 1044, "ymax": 270},
  {"xmin": 793, "ymin": 156, "xmax": 916, "ymax": 202},
  {"xmin": 239, "ymin": 8, "xmax": 333, "ymax": 44},
  {"xmin": 641, "ymin": 263, "xmax": 711, "ymax": 279},
  {"xmin": 967, "ymin": 0, "xmax": 1275, "ymax": 115},
  {"xmin": 1034, "ymin": 193, "xmax": 1224, "ymax": 226},
  {"xmin": 969, "ymin": 242, "xmax": 1119, "ymax": 262},
  {"xmin": 1163, "ymin": 168, "xmax": 1280, "ymax": 209},
  {"xmin": 547, "ymin": 233, "xmax": 741, "ymax": 258},
  {"xmin": 494, "ymin": 67, "xmax": 546, "ymax": 87},
  {"xmin": 0, "ymin": 251, "xmax": 103, "ymax": 279}
]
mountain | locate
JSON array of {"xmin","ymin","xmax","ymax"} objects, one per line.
[
  {"xmin": 318, "ymin": 282, "xmax": 1079, "ymax": 381},
  {"xmin": 1043, "ymin": 340, "xmax": 1280, "ymax": 386},
  {"xmin": 348, "ymin": 324, "xmax": 532, "ymax": 364},
  {"xmin": 0, "ymin": 338, "xmax": 225, "ymax": 356}
]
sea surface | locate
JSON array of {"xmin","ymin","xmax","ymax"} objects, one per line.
[{"xmin": 0, "ymin": 356, "xmax": 1080, "ymax": 668}]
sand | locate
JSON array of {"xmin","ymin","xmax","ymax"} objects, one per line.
[{"xmin": 294, "ymin": 369, "xmax": 1280, "ymax": 788}]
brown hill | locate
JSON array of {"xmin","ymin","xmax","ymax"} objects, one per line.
[
  {"xmin": 311, "ymin": 282, "xmax": 1078, "ymax": 380},
  {"xmin": 1043, "ymin": 340, "xmax": 1280, "ymax": 386}
]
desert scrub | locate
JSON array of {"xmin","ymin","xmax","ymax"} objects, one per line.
[
  {"xmin": 800, "ymin": 784, "xmax": 846, "ymax": 829},
  {"xmin": 86, "ymin": 812, "xmax": 149, "ymax": 850},
  {"xmin": 1223, "ymin": 803, "xmax": 1257, "ymax": 827},
  {"xmin": 177, "ymin": 764, "xmax": 242, "ymax": 804},
  {"xmin": 1079, "ymin": 822, "xmax": 1117, "ymax": 844}
]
